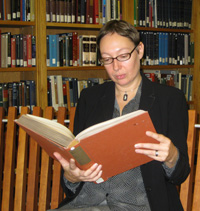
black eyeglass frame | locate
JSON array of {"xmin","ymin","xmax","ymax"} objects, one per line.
[{"xmin": 100, "ymin": 44, "xmax": 138, "ymax": 65}]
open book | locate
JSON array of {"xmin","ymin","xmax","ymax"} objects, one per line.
[{"xmin": 15, "ymin": 110, "xmax": 157, "ymax": 183}]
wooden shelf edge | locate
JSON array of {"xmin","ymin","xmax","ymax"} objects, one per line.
[
  {"xmin": 0, "ymin": 67, "xmax": 37, "ymax": 72},
  {"xmin": 136, "ymin": 27, "xmax": 193, "ymax": 33},
  {"xmin": 141, "ymin": 65, "xmax": 194, "ymax": 70},
  {"xmin": 46, "ymin": 22, "xmax": 103, "ymax": 29},
  {"xmin": 47, "ymin": 66, "xmax": 105, "ymax": 71},
  {"xmin": 0, "ymin": 20, "xmax": 35, "ymax": 26}
]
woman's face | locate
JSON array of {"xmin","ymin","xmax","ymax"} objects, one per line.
[{"xmin": 100, "ymin": 33, "xmax": 144, "ymax": 88}]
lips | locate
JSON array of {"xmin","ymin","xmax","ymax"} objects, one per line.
[{"xmin": 115, "ymin": 74, "xmax": 126, "ymax": 80}]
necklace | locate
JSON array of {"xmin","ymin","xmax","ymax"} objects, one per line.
[{"xmin": 123, "ymin": 92, "xmax": 128, "ymax": 101}]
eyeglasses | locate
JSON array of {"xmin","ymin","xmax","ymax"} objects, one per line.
[{"xmin": 100, "ymin": 45, "xmax": 138, "ymax": 65}]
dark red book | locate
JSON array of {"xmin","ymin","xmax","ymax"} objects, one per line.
[
  {"xmin": 93, "ymin": 0, "xmax": 99, "ymax": 24},
  {"xmin": 11, "ymin": 37, "xmax": 16, "ymax": 67},
  {"xmin": 72, "ymin": 32, "xmax": 78, "ymax": 66}
]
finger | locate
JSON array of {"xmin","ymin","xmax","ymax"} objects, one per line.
[
  {"xmin": 69, "ymin": 158, "xmax": 77, "ymax": 170},
  {"xmin": 53, "ymin": 152, "xmax": 70, "ymax": 168},
  {"xmin": 146, "ymin": 131, "xmax": 166, "ymax": 143},
  {"xmin": 135, "ymin": 148, "xmax": 167, "ymax": 162},
  {"xmin": 87, "ymin": 170, "xmax": 103, "ymax": 182},
  {"xmin": 81, "ymin": 163, "xmax": 101, "ymax": 177},
  {"xmin": 135, "ymin": 143, "xmax": 161, "ymax": 150}
]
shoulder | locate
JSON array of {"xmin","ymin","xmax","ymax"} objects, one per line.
[
  {"xmin": 80, "ymin": 80, "xmax": 115, "ymax": 100},
  {"xmin": 142, "ymin": 73, "xmax": 186, "ymax": 100}
]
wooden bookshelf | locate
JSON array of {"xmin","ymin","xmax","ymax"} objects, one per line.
[{"xmin": 0, "ymin": 0, "xmax": 199, "ymax": 115}]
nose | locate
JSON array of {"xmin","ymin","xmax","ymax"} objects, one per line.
[{"xmin": 112, "ymin": 58, "xmax": 120, "ymax": 71}]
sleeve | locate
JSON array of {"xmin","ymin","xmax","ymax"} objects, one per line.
[{"xmin": 165, "ymin": 90, "xmax": 190, "ymax": 185}]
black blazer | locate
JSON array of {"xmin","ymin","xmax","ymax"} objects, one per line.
[{"xmin": 60, "ymin": 72, "xmax": 190, "ymax": 211}]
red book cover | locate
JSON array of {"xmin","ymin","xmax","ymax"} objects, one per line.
[
  {"xmin": 93, "ymin": 0, "xmax": 99, "ymax": 24},
  {"xmin": 11, "ymin": 37, "xmax": 16, "ymax": 67},
  {"xmin": 72, "ymin": 32, "xmax": 78, "ymax": 66},
  {"xmin": 85, "ymin": 0, "xmax": 90, "ymax": 24},
  {"xmin": 15, "ymin": 110, "xmax": 157, "ymax": 183},
  {"xmin": 26, "ymin": 34, "xmax": 32, "ymax": 67}
]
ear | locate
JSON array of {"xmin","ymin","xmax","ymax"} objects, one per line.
[{"xmin": 137, "ymin": 42, "xmax": 144, "ymax": 59}]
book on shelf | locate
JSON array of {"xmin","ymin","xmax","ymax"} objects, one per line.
[
  {"xmin": 76, "ymin": 0, "xmax": 81, "ymax": 23},
  {"xmin": 48, "ymin": 34, "xmax": 58, "ymax": 67},
  {"xmin": 1, "ymin": 33, "xmax": 8, "ymax": 68},
  {"xmin": 89, "ymin": 35, "xmax": 97, "ymax": 66},
  {"xmin": 49, "ymin": 0, "xmax": 56, "ymax": 22},
  {"xmin": 15, "ymin": 109, "xmax": 157, "ymax": 183},
  {"xmin": 31, "ymin": 35, "xmax": 36, "ymax": 67},
  {"xmin": 23, "ymin": 34, "xmax": 27, "ymax": 67},
  {"xmin": 11, "ymin": 37, "xmax": 16, "ymax": 67}
]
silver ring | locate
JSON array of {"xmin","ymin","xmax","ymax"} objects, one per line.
[{"xmin": 155, "ymin": 150, "xmax": 158, "ymax": 157}]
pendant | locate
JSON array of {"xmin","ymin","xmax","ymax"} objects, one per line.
[{"xmin": 123, "ymin": 93, "xmax": 128, "ymax": 101}]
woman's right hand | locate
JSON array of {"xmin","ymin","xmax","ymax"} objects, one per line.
[{"xmin": 53, "ymin": 152, "xmax": 103, "ymax": 183}]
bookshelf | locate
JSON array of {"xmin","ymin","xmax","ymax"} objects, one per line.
[{"xmin": 0, "ymin": 0, "xmax": 200, "ymax": 115}]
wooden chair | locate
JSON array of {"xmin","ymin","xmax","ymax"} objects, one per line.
[
  {"xmin": 192, "ymin": 124, "xmax": 200, "ymax": 210},
  {"xmin": 0, "ymin": 106, "xmax": 76, "ymax": 211},
  {"xmin": 180, "ymin": 110, "xmax": 197, "ymax": 211}
]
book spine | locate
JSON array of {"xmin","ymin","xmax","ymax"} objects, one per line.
[
  {"xmin": 8, "ymin": 82, "xmax": 13, "ymax": 107},
  {"xmin": 71, "ymin": 0, "xmax": 76, "ymax": 23},
  {"xmin": 30, "ymin": 0, "xmax": 35, "ymax": 21},
  {"xmin": 82, "ymin": 35, "xmax": 90, "ymax": 66},
  {"xmin": 46, "ymin": 0, "xmax": 50, "ymax": 21},
  {"xmin": 31, "ymin": 35, "xmax": 36, "ymax": 67},
  {"xmin": 11, "ymin": 0, "xmax": 17, "ymax": 20},
  {"xmin": 59, "ymin": 0, "xmax": 65, "ymax": 22},
  {"xmin": 72, "ymin": 32, "xmax": 78, "ymax": 66},
  {"xmin": 50, "ymin": 0, "xmax": 56, "ymax": 22},
  {"xmin": 80, "ymin": 0, "xmax": 86, "ymax": 23},
  {"xmin": 1, "ymin": 33, "xmax": 8, "ymax": 68},
  {"xmin": 26, "ymin": 0, "xmax": 31, "ymax": 21},
  {"xmin": 6, "ymin": 0, "xmax": 11, "ymax": 20},
  {"xmin": 23, "ymin": 34, "xmax": 27, "ymax": 67},
  {"xmin": 12, "ymin": 82, "xmax": 19, "ymax": 111},
  {"xmin": 27, "ymin": 34, "xmax": 32, "ymax": 67},
  {"xmin": 7, "ymin": 32, "xmax": 11, "ymax": 67},
  {"xmin": 16, "ymin": 0, "xmax": 21, "ymax": 20},
  {"xmin": 76, "ymin": 0, "xmax": 81, "ymax": 23},
  {"xmin": 93, "ymin": 0, "xmax": 99, "ymax": 24},
  {"xmin": 2, "ymin": 83, "xmax": 8, "ymax": 114},
  {"xmin": 19, "ymin": 34, "xmax": 23, "ymax": 67},
  {"xmin": 89, "ymin": 35, "xmax": 97, "ymax": 66},
  {"xmin": 49, "ymin": 34, "xmax": 57, "ymax": 67},
  {"xmin": 11, "ymin": 37, "xmax": 16, "ymax": 67},
  {"xmin": 29, "ymin": 80, "xmax": 36, "ymax": 113}
]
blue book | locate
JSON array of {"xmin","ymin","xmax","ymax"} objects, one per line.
[
  {"xmin": 49, "ymin": 34, "xmax": 58, "ymax": 67},
  {"xmin": 102, "ymin": 0, "xmax": 106, "ymax": 24},
  {"xmin": 28, "ymin": 80, "xmax": 36, "ymax": 113},
  {"xmin": 158, "ymin": 32, "xmax": 162, "ymax": 65},
  {"xmin": 165, "ymin": 33, "xmax": 169, "ymax": 65},
  {"xmin": 22, "ymin": 0, "xmax": 26, "ymax": 21}
]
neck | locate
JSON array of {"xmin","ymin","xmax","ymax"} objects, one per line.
[{"xmin": 115, "ymin": 77, "xmax": 142, "ymax": 102}]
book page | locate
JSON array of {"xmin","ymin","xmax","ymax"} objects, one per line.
[{"xmin": 76, "ymin": 110, "xmax": 146, "ymax": 141}]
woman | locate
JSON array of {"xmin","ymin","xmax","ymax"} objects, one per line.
[{"xmin": 54, "ymin": 20, "xmax": 190, "ymax": 211}]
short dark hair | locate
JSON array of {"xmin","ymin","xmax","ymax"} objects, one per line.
[{"xmin": 97, "ymin": 20, "xmax": 140, "ymax": 50}]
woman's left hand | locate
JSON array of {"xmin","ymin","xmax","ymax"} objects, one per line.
[{"xmin": 135, "ymin": 131, "xmax": 178, "ymax": 168}]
